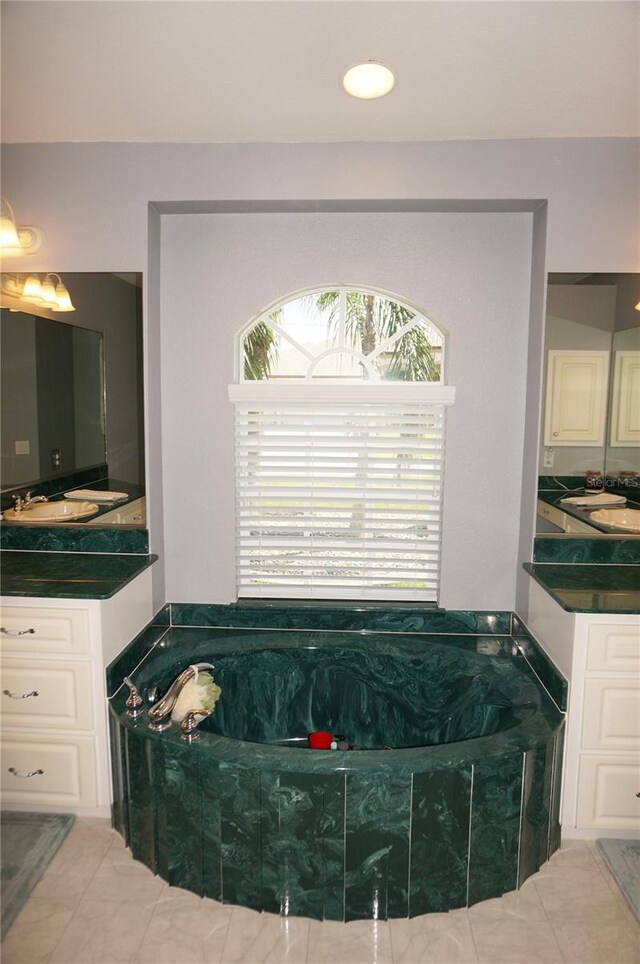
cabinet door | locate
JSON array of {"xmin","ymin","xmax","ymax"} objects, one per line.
[
  {"xmin": 576, "ymin": 755, "xmax": 640, "ymax": 829},
  {"xmin": 610, "ymin": 351, "xmax": 640, "ymax": 446},
  {"xmin": 544, "ymin": 350, "xmax": 609, "ymax": 446},
  {"xmin": 582, "ymin": 679, "xmax": 640, "ymax": 750},
  {"xmin": 587, "ymin": 623, "xmax": 640, "ymax": 673}
]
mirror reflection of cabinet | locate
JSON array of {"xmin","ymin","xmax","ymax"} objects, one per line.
[
  {"xmin": 543, "ymin": 350, "xmax": 610, "ymax": 446},
  {"xmin": 610, "ymin": 350, "xmax": 640, "ymax": 447}
]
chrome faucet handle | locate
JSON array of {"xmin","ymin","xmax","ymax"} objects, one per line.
[
  {"xmin": 12, "ymin": 494, "xmax": 24, "ymax": 512},
  {"xmin": 180, "ymin": 709, "xmax": 211, "ymax": 743},
  {"xmin": 123, "ymin": 676, "xmax": 144, "ymax": 719}
]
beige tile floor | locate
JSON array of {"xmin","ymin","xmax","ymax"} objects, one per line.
[{"xmin": 2, "ymin": 818, "xmax": 638, "ymax": 964}]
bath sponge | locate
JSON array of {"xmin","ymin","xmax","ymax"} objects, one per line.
[{"xmin": 171, "ymin": 668, "xmax": 221, "ymax": 724}]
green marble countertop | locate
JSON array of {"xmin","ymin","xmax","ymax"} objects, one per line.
[
  {"xmin": 0, "ymin": 550, "xmax": 157, "ymax": 599},
  {"xmin": 524, "ymin": 562, "xmax": 640, "ymax": 614},
  {"xmin": 537, "ymin": 486, "xmax": 640, "ymax": 534},
  {"xmin": 1, "ymin": 477, "xmax": 144, "ymax": 526}
]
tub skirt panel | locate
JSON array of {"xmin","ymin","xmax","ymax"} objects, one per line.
[{"xmin": 111, "ymin": 713, "xmax": 564, "ymax": 920}]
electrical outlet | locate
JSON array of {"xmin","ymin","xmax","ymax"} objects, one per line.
[
  {"xmin": 14, "ymin": 440, "xmax": 30, "ymax": 456},
  {"xmin": 50, "ymin": 448, "xmax": 61, "ymax": 470},
  {"xmin": 543, "ymin": 447, "xmax": 554, "ymax": 469}
]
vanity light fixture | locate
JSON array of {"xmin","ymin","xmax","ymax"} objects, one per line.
[
  {"xmin": 48, "ymin": 273, "xmax": 75, "ymax": 312},
  {"xmin": 634, "ymin": 301, "xmax": 640, "ymax": 311},
  {"xmin": 342, "ymin": 61, "xmax": 395, "ymax": 99},
  {"xmin": 1, "ymin": 272, "xmax": 75, "ymax": 312},
  {"xmin": 0, "ymin": 197, "xmax": 44, "ymax": 257},
  {"xmin": 21, "ymin": 274, "xmax": 45, "ymax": 303}
]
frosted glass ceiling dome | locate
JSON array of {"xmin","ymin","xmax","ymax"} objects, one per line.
[{"xmin": 342, "ymin": 62, "xmax": 395, "ymax": 99}]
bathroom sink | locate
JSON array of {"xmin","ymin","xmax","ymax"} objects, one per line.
[
  {"xmin": 2, "ymin": 500, "xmax": 99, "ymax": 523},
  {"xmin": 590, "ymin": 507, "xmax": 640, "ymax": 533}
]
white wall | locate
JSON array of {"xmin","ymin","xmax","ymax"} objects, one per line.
[
  {"xmin": 161, "ymin": 211, "xmax": 532, "ymax": 608},
  {"xmin": 2, "ymin": 138, "xmax": 638, "ymax": 609}
]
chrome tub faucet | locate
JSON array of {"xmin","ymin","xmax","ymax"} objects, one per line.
[{"xmin": 147, "ymin": 662, "xmax": 214, "ymax": 732}]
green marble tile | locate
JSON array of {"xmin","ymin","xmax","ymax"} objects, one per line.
[
  {"xmin": 319, "ymin": 773, "xmax": 346, "ymax": 922},
  {"xmin": 169, "ymin": 603, "xmax": 512, "ymax": 636},
  {"xmin": 410, "ymin": 767, "xmax": 471, "ymax": 915},
  {"xmin": 1, "ymin": 549, "xmax": 157, "ymax": 599},
  {"xmin": 467, "ymin": 754, "xmax": 522, "ymax": 906},
  {"xmin": 109, "ymin": 711, "xmax": 127, "ymax": 841},
  {"xmin": 152, "ymin": 741, "xmax": 170, "ymax": 884},
  {"xmin": 260, "ymin": 771, "xmax": 326, "ymax": 919},
  {"xmin": 344, "ymin": 773, "xmax": 411, "ymax": 920},
  {"xmin": 548, "ymin": 724, "xmax": 564, "ymax": 859},
  {"xmin": 163, "ymin": 751, "xmax": 204, "ymax": 894},
  {"xmin": 124, "ymin": 729, "xmax": 157, "ymax": 874},
  {"xmin": 510, "ymin": 625, "xmax": 568, "ymax": 711},
  {"xmin": 532, "ymin": 537, "xmax": 640, "ymax": 565},
  {"xmin": 218, "ymin": 764, "xmax": 263, "ymax": 910},
  {"xmin": 518, "ymin": 741, "xmax": 553, "ymax": 886},
  {"xmin": 107, "ymin": 611, "xmax": 564, "ymax": 921},
  {"xmin": 0, "ymin": 524, "xmax": 149, "ymax": 554},
  {"xmin": 201, "ymin": 760, "xmax": 223, "ymax": 902}
]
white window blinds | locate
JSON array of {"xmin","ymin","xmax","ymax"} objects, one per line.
[{"xmin": 230, "ymin": 386, "xmax": 454, "ymax": 602}]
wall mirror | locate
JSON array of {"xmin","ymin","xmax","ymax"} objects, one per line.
[
  {"xmin": 537, "ymin": 273, "xmax": 639, "ymax": 536},
  {"xmin": 0, "ymin": 272, "xmax": 145, "ymax": 527}
]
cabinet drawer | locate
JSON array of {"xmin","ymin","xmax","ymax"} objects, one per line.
[
  {"xmin": 1, "ymin": 733, "xmax": 96, "ymax": 808},
  {"xmin": 586, "ymin": 622, "xmax": 640, "ymax": 673},
  {"xmin": 582, "ymin": 680, "xmax": 640, "ymax": 750},
  {"xmin": 576, "ymin": 755, "xmax": 640, "ymax": 829},
  {"xmin": 0, "ymin": 607, "xmax": 89, "ymax": 655},
  {"xmin": 1, "ymin": 658, "xmax": 93, "ymax": 729}
]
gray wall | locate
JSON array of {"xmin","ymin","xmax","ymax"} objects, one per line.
[
  {"xmin": 3, "ymin": 138, "xmax": 638, "ymax": 610},
  {"xmin": 161, "ymin": 211, "xmax": 532, "ymax": 609}
]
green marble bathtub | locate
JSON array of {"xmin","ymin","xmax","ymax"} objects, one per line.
[{"xmin": 108, "ymin": 611, "xmax": 564, "ymax": 921}]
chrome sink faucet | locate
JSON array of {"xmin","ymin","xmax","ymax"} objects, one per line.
[{"xmin": 12, "ymin": 491, "xmax": 48, "ymax": 513}]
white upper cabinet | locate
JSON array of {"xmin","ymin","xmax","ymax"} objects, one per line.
[
  {"xmin": 610, "ymin": 350, "xmax": 640, "ymax": 447},
  {"xmin": 544, "ymin": 350, "xmax": 610, "ymax": 446}
]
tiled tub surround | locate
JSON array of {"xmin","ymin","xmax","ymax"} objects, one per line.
[{"xmin": 108, "ymin": 608, "xmax": 565, "ymax": 922}]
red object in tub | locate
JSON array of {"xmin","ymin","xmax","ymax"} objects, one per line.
[{"xmin": 308, "ymin": 730, "xmax": 333, "ymax": 749}]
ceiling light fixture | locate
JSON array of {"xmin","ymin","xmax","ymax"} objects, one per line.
[
  {"xmin": 342, "ymin": 61, "xmax": 395, "ymax": 99},
  {"xmin": 0, "ymin": 197, "xmax": 44, "ymax": 257}
]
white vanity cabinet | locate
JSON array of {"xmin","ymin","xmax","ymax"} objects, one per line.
[
  {"xmin": 0, "ymin": 569, "xmax": 153, "ymax": 814},
  {"xmin": 526, "ymin": 579, "xmax": 640, "ymax": 836},
  {"xmin": 86, "ymin": 498, "xmax": 146, "ymax": 527}
]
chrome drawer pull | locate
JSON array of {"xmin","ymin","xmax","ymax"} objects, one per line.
[
  {"xmin": 3, "ymin": 689, "xmax": 39, "ymax": 700},
  {"xmin": 1, "ymin": 627, "xmax": 35, "ymax": 637},
  {"xmin": 8, "ymin": 767, "xmax": 44, "ymax": 778}
]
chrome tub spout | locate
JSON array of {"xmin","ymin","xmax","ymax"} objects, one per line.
[{"xmin": 147, "ymin": 662, "xmax": 214, "ymax": 732}]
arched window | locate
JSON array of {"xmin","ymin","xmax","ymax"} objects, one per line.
[{"xmin": 228, "ymin": 287, "xmax": 455, "ymax": 602}]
